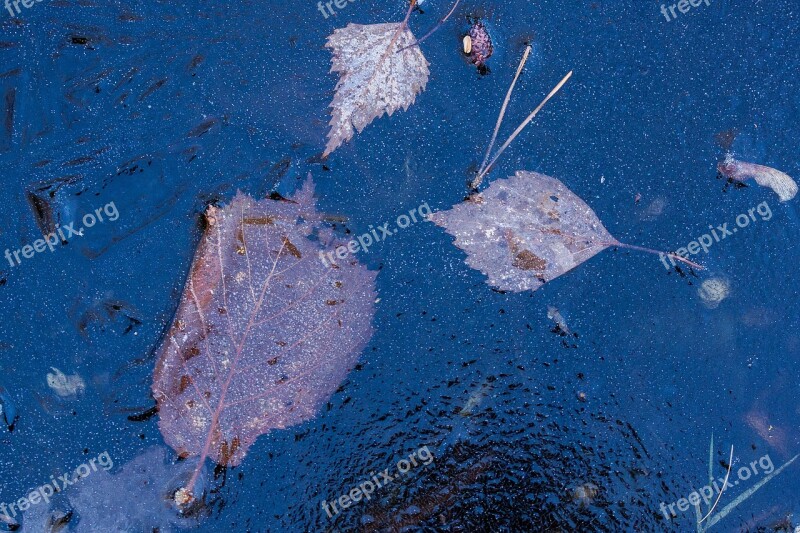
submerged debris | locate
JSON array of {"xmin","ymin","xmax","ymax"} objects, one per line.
[
  {"xmin": 458, "ymin": 379, "xmax": 493, "ymax": 417},
  {"xmin": 67, "ymin": 447, "xmax": 209, "ymax": 531},
  {"xmin": 350, "ymin": 414, "xmax": 669, "ymax": 531},
  {"xmin": 547, "ymin": 306, "xmax": 572, "ymax": 336},
  {"xmin": 0, "ymin": 386, "xmax": 18, "ymax": 431},
  {"xmin": 547, "ymin": 306, "xmax": 578, "ymax": 347},
  {"xmin": 638, "ymin": 197, "xmax": 667, "ymax": 221},
  {"xmin": 570, "ymin": 482, "xmax": 600, "ymax": 507},
  {"xmin": 739, "ymin": 306, "xmax": 779, "ymax": 328},
  {"xmin": 46, "ymin": 368, "xmax": 86, "ymax": 398},
  {"xmin": 0, "ymin": 510, "xmax": 19, "ymax": 531},
  {"xmin": 44, "ymin": 508, "xmax": 73, "ymax": 532},
  {"xmin": 698, "ymin": 277, "xmax": 731, "ymax": 309}
]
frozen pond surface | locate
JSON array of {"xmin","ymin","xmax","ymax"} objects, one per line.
[{"xmin": 0, "ymin": 0, "xmax": 798, "ymax": 531}]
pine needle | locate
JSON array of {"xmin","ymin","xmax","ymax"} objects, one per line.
[
  {"xmin": 694, "ymin": 502, "xmax": 704, "ymax": 533},
  {"xmin": 698, "ymin": 445, "xmax": 733, "ymax": 524},
  {"xmin": 477, "ymin": 45, "xmax": 532, "ymax": 177},
  {"xmin": 708, "ymin": 433, "xmax": 714, "ymax": 486},
  {"xmin": 471, "ymin": 70, "xmax": 573, "ymax": 189},
  {"xmin": 694, "ymin": 439, "xmax": 797, "ymax": 532}
]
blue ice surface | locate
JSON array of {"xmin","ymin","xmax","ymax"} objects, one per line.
[{"xmin": 0, "ymin": 0, "xmax": 798, "ymax": 531}]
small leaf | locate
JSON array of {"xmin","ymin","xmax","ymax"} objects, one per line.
[
  {"xmin": 719, "ymin": 155, "xmax": 798, "ymax": 202},
  {"xmin": 324, "ymin": 22, "xmax": 429, "ymax": 156}
]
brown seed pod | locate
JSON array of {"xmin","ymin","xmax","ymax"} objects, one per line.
[{"xmin": 467, "ymin": 21, "xmax": 493, "ymax": 72}]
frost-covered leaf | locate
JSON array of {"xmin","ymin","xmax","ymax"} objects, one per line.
[
  {"xmin": 324, "ymin": 22, "xmax": 430, "ymax": 156},
  {"xmin": 719, "ymin": 155, "xmax": 798, "ymax": 202},
  {"xmin": 152, "ymin": 177, "xmax": 377, "ymax": 496},
  {"xmin": 430, "ymin": 171, "xmax": 621, "ymax": 293}
]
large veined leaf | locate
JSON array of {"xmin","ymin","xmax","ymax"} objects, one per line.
[
  {"xmin": 431, "ymin": 171, "xmax": 695, "ymax": 292},
  {"xmin": 323, "ymin": 21, "xmax": 429, "ymax": 156},
  {"xmin": 152, "ymin": 177, "xmax": 376, "ymax": 498}
]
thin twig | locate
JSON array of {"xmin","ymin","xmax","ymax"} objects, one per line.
[
  {"xmin": 398, "ymin": 0, "xmax": 461, "ymax": 53},
  {"xmin": 667, "ymin": 253, "xmax": 703, "ymax": 270},
  {"xmin": 471, "ymin": 71, "xmax": 572, "ymax": 189},
  {"xmin": 477, "ymin": 45, "xmax": 532, "ymax": 176},
  {"xmin": 389, "ymin": 0, "xmax": 418, "ymax": 49},
  {"xmin": 699, "ymin": 445, "xmax": 733, "ymax": 524}
]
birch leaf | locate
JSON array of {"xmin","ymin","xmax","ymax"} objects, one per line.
[
  {"xmin": 152, "ymin": 177, "xmax": 376, "ymax": 498},
  {"xmin": 324, "ymin": 22, "xmax": 430, "ymax": 157},
  {"xmin": 431, "ymin": 171, "xmax": 696, "ymax": 292},
  {"xmin": 718, "ymin": 155, "xmax": 798, "ymax": 202},
  {"xmin": 431, "ymin": 172, "xmax": 618, "ymax": 292}
]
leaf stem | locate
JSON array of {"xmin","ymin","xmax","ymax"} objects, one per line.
[
  {"xmin": 477, "ymin": 45, "xmax": 532, "ymax": 177},
  {"xmin": 610, "ymin": 241, "xmax": 704, "ymax": 270},
  {"xmin": 397, "ymin": 0, "xmax": 461, "ymax": 53},
  {"xmin": 471, "ymin": 71, "xmax": 572, "ymax": 189},
  {"xmin": 382, "ymin": 0, "xmax": 418, "ymax": 63},
  {"xmin": 401, "ymin": 0, "xmax": 417, "ymax": 29}
]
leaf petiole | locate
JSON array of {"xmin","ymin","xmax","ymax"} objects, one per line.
[
  {"xmin": 397, "ymin": 0, "xmax": 462, "ymax": 53},
  {"xmin": 609, "ymin": 241, "xmax": 704, "ymax": 270}
]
